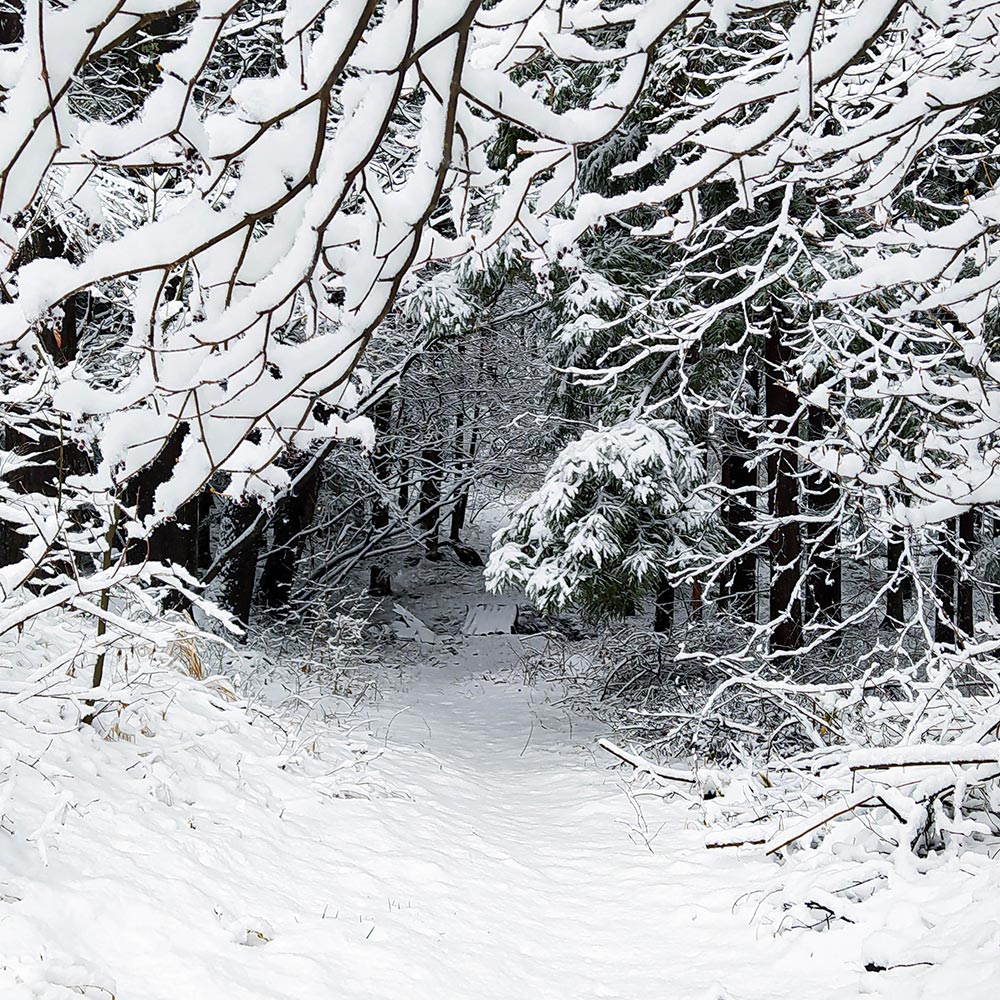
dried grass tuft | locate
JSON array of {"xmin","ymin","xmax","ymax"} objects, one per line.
[{"xmin": 172, "ymin": 637, "xmax": 205, "ymax": 680}]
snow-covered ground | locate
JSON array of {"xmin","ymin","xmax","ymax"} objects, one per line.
[{"xmin": 2, "ymin": 567, "xmax": 997, "ymax": 999}]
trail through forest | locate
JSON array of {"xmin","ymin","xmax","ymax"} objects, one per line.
[{"xmin": 323, "ymin": 622, "xmax": 861, "ymax": 1000}]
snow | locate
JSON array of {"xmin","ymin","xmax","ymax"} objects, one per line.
[{"xmin": 4, "ymin": 573, "xmax": 1000, "ymax": 998}]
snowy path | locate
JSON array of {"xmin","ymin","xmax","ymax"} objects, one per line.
[
  {"xmin": 302, "ymin": 637, "xmax": 860, "ymax": 1000},
  {"xmin": 2, "ymin": 631, "xmax": 868, "ymax": 1000}
]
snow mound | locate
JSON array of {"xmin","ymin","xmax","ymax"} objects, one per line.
[{"xmin": 0, "ymin": 608, "xmax": 383, "ymax": 997}]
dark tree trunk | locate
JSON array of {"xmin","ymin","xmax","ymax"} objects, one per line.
[
  {"xmin": 689, "ymin": 580, "xmax": 704, "ymax": 622},
  {"xmin": 259, "ymin": 460, "xmax": 324, "ymax": 609},
  {"xmin": 219, "ymin": 498, "xmax": 262, "ymax": 632},
  {"xmin": 125, "ymin": 426, "xmax": 201, "ymax": 609},
  {"xmin": 935, "ymin": 519, "xmax": 957, "ymax": 646},
  {"xmin": 765, "ymin": 297, "xmax": 802, "ymax": 655},
  {"xmin": 449, "ymin": 420, "xmax": 478, "ymax": 544},
  {"xmin": 804, "ymin": 407, "xmax": 841, "ymax": 624},
  {"xmin": 993, "ymin": 515, "xmax": 1000, "ymax": 623},
  {"xmin": 719, "ymin": 425, "xmax": 757, "ymax": 619},
  {"xmin": 449, "ymin": 489, "xmax": 469, "ymax": 544},
  {"xmin": 957, "ymin": 509, "xmax": 976, "ymax": 639},
  {"xmin": 449, "ymin": 410, "xmax": 467, "ymax": 544},
  {"xmin": 3, "ymin": 295, "xmax": 80, "ymax": 475},
  {"xmin": 197, "ymin": 487, "xmax": 214, "ymax": 571},
  {"xmin": 368, "ymin": 397, "xmax": 394, "ymax": 596},
  {"xmin": 884, "ymin": 525, "xmax": 906, "ymax": 629},
  {"xmin": 417, "ymin": 447, "xmax": 442, "ymax": 559},
  {"xmin": 653, "ymin": 578, "xmax": 674, "ymax": 633},
  {"xmin": 398, "ymin": 456, "xmax": 410, "ymax": 510}
]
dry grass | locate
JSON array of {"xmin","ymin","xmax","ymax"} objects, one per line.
[{"xmin": 172, "ymin": 636, "xmax": 205, "ymax": 680}]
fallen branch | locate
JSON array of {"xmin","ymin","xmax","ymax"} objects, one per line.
[
  {"xmin": 597, "ymin": 738, "xmax": 697, "ymax": 784},
  {"xmin": 765, "ymin": 790, "xmax": 878, "ymax": 856},
  {"xmin": 850, "ymin": 757, "xmax": 1000, "ymax": 773},
  {"xmin": 705, "ymin": 824, "xmax": 770, "ymax": 849}
]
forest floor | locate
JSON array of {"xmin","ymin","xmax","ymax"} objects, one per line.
[{"xmin": 0, "ymin": 546, "xmax": 985, "ymax": 998}]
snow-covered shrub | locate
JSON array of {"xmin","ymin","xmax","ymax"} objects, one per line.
[
  {"xmin": 590, "ymin": 636, "xmax": 1000, "ymax": 956},
  {"xmin": 487, "ymin": 419, "xmax": 714, "ymax": 619},
  {"xmin": 227, "ymin": 592, "xmax": 378, "ymax": 715}
]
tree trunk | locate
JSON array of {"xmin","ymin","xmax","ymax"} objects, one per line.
[
  {"xmin": 124, "ymin": 426, "xmax": 201, "ymax": 610},
  {"xmin": 804, "ymin": 406, "xmax": 841, "ymax": 624},
  {"xmin": 719, "ymin": 425, "xmax": 757, "ymax": 619},
  {"xmin": 449, "ymin": 488, "xmax": 469, "ymax": 544},
  {"xmin": 368, "ymin": 396, "xmax": 394, "ymax": 596},
  {"xmin": 219, "ymin": 498, "xmax": 262, "ymax": 632},
  {"xmin": 417, "ymin": 447, "xmax": 442, "ymax": 559},
  {"xmin": 653, "ymin": 578, "xmax": 674, "ymax": 633},
  {"xmin": 259, "ymin": 460, "xmax": 324, "ymax": 610},
  {"xmin": 765, "ymin": 297, "xmax": 802, "ymax": 655},
  {"xmin": 127, "ymin": 427, "xmax": 196, "ymax": 566},
  {"xmin": 398, "ymin": 457, "xmax": 410, "ymax": 510},
  {"xmin": 957, "ymin": 509, "xmax": 976, "ymax": 639},
  {"xmin": 449, "ymin": 419, "xmax": 478, "ymax": 543},
  {"xmin": 197, "ymin": 487, "xmax": 214, "ymax": 572},
  {"xmin": 993, "ymin": 515, "xmax": 1000, "ymax": 623},
  {"xmin": 935, "ymin": 519, "xmax": 957, "ymax": 646},
  {"xmin": 884, "ymin": 525, "xmax": 906, "ymax": 629},
  {"xmin": 689, "ymin": 580, "xmax": 704, "ymax": 622}
]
